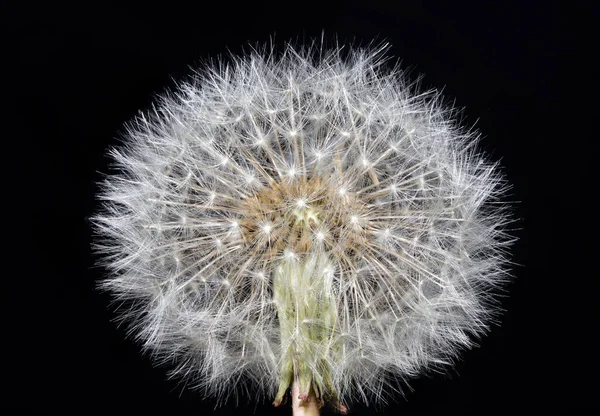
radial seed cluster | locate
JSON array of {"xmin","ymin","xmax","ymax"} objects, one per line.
[{"xmin": 93, "ymin": 42, "xmax": 513, "ymax": 410}]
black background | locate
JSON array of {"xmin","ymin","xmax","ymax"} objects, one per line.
[{"xmin": 6, "ymin": 1, "xmax": 595, "ymax": 413}]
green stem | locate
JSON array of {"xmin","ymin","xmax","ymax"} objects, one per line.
[{"xmin": 272, "ymin": 250, "xmax": 339, "ymax": 409}]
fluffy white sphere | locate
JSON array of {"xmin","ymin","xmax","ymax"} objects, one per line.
[{"xmin": 93, "ymin": 41, "xmax": 513, "ymax": 412}]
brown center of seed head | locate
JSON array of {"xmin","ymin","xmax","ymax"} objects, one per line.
[{"xmin": 239, "ymin": 175, "xmax": 370, "ymax": 261}]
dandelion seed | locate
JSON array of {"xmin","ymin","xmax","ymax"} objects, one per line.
[
  {"xmin": 287, "ymin": 167, "xmax": 298, "ymax": 178},
  {"xmin": 298, "ymin": 198, "xmax": 308, "ymax": 207},
  {"xmin": 92, "ymin": 39, "xmax": 514, "ymax": 416}
]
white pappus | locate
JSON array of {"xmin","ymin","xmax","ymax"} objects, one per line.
[{"xmin": 92, "ymin": 40, "xmax": 514, "ymax": 414}]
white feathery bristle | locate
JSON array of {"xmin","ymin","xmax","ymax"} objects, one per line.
[{"xmin": 92, "ymin": 40, "xmax": 514, "ymax": 412}]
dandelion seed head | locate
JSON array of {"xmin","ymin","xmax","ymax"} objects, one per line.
[{"xmin": 93, "ymin": 40, "xmax": 514, "ymax": 410}]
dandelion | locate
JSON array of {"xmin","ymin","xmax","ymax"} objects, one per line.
[{"xmin": 92, "ymin": 40, "xmax": 514, "ymax": 415}]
